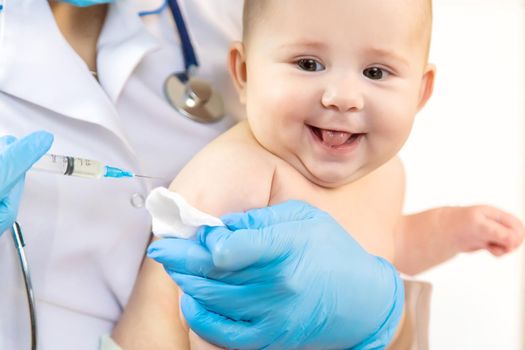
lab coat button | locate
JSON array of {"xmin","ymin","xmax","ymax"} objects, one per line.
[{"xmin": 130, "ymin": 193, "xmax": 145, "ymax": 208}]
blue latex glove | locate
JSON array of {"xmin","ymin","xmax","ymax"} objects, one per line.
[
  {"xmin": 0, "ymin": 131, "xmax": 54, "ymax": 235},
  {"xmin": 148, "ymin": 200, "xmax": 404, "ymax": 350}
]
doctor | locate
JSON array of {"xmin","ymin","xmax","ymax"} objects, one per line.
[
  {"xmin": 1, "ymin": 1, "xmax": 242, "ymax": 348},
  {"xmin": 0, "ymin": 1, "xmax": 403, "ymax": 349}
]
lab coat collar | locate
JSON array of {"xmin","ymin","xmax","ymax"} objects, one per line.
[
  {"xmin": 0, "ymin": 0, "xmax": 160, "ymax": 153},
  {"xmin": 96, "ymin": 0, "xmax": 161, "ymax": 102}
]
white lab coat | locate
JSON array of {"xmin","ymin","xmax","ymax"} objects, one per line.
[{"xmin": 0, "ymin": 1, "xmax": 243, "ymax": 349}]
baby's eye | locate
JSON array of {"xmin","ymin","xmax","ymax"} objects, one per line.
[
  {"xmin": 363, "ymin": 67, "xmax": 389, "ymax": 80},
  {"xmin": 296, "ymin": 58, "xmax": 325, "ymax": 72}
]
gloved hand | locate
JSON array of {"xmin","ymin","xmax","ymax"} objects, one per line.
[
  {"xmin": 0, "ymin": 131, "xmax": 54, "ymax": 235},
  {"xmin": 148, "ymin": 200, "xmax": 404, "ymax": 350}
]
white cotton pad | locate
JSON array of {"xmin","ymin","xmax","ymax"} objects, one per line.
[{"xmin": 145, "ymin": 187, "xmax": 225, "ymax": 239}]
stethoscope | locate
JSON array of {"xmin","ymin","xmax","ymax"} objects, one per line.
[
  {"xmin": 161, "ymin": 0, "xmax": 225, "ymax": 123},
  {"xmin": 10, "ymin": 222, "xmax": 37, "ymax": 350}
]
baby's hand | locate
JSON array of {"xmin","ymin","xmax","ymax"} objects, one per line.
[{"xmin": 440, "ymin": 205, "xmax": 524, "ymax": 256}]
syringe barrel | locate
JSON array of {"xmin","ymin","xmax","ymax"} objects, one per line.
[{"xmin": 32, "ymin": 154, "xmax": 105, "ymax": 179}]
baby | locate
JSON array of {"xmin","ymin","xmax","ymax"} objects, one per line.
[{"xmin": 113, "ymin": 0, "xmax": 524, "ymax": 348}]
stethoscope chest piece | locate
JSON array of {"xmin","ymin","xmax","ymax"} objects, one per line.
[{"xmin": 164, "ymin": 75, "xmax": 225, "ymax": 123}]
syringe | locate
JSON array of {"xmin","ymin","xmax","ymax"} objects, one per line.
[{"xmin": 32, "ymin": 154, "xmax": 155, "ymax": 179}]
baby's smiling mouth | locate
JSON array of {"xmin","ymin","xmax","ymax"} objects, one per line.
[{"xmin": 308, "ymin": 125, "xmax": 363, "ymax": 148}]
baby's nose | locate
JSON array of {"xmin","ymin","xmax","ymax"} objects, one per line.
[{"xmin": 321, "ymin": 74, "xmax": 364, "ymax": 113}]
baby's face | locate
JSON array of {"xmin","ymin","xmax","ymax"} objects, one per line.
[{"xmin": 240, "ymin": 0, "xmax": 435, "ymax": 188}]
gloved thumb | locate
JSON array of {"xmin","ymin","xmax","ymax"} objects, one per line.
[
  {"xmin": 0, "ymin": 131, "xmax": 53, "ymax": 200},
  {"xmin": 200, "ymin": 201, "xmax": 326, "ymax": 271},
  {"xmin": 198, "ymin": 223, "xmax": 296, "ymax": 271}
]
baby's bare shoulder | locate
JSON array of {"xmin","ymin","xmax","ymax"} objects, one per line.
[
  {"xmin": 367, "ymin": 156, "xmax": 406, "ymax": 228},
  {"xmin": 363, "ymin": 156, "xmax": 405, "ymax": 199},
  {"xmin": 347, "ymin": 156, "xmax": 406, "ymax": 225},
  {"xmin": 169, "ymin": 122, "xmax": 276, "ymax": 216}
]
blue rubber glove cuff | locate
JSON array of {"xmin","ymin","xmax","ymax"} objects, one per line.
[{"xmin": 352, "ymin": 257, "xmax": 405, "ymax": 350}]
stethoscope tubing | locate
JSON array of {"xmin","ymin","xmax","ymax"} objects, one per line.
[
  {"xmin": 140, "ymin": 0, "xmax": 199, "ymax": 74},
  {"xmin": 167, "ymin": 0, "xmax": 199, "ymax": 73},
  {"xmin": 11, "ymin": 222, "xmax": 37, "ymax": 350}
]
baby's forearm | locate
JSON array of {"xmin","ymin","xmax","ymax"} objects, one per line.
[
  {"xmin": 394, "ymin": 208, "xmax": 458, "ymax": 275},
  {"xmin": 396, "ymin": 204, "xmax": 525, "ymax": 275}
]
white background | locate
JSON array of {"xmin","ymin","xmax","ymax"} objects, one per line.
[{"xmin": 399, "ymin": 0, "xmax": 525, "ymax": 348}]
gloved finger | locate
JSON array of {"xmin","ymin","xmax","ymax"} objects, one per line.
[
  {"xmin": 220, "ymin": 200, "xmax": 325, "ymax": 230},
  {"xmin": 181, "ymin": 293, "xmax": 270, "ymax": 350},
  {"xmin": 169, "ymin": 272, "xmax": 281, "ymax": 321},
  {"xmin": 147, "ymin": 238, "xmax": 217, "ymax": 278},
  {"xmin": 0, "ymin": 131, "xmax": 53, "ymax": 199},
  {"xmin": 0, "ymin": 177, "xmax": 24, "ymax": 234}
]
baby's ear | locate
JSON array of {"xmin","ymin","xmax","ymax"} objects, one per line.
[
  {"xmin": 228, "ymin": 42, "xmax": 248, "ymax": 105},
  {"xmin": 417, "ymin": 64, "xmax": 436, "ymax": 111}
]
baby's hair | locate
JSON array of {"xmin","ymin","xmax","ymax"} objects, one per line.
[{"xmin": 242, "ymin": 0, "xmax": 433, "ymax": 60}]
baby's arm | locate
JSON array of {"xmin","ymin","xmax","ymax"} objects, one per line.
[
  {"xmin": 112, "ymin": 251, "xmax": 190, "ymax": 350},
  {"xmin": 395, "ymin": 205, "xmax": 525, "ymax": 275},
  {"xmin": 112, "ymin": 127, "xmax": 276, "ymax": 349}
]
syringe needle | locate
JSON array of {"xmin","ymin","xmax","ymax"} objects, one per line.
[{"xmin": 134, "ymin": 174, "xmax": 164, "ymax": 180}]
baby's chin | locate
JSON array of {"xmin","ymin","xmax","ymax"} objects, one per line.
[{"xmin": 299, "ymin": 166, "xmax": 364, "ymax": 189}]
